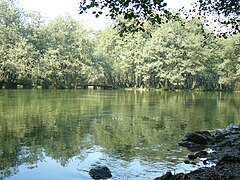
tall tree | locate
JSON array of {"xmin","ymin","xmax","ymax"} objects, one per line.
[
  {"xmin": 0, "ymin": 0, "xmax": 37, "ymax": 88},
  {"xmin": 217, "ymin": 34, "xmax": 240, "ymax": 90},
  {"xmin": 41, "ymin": 14, "xmax": 98, "ymax": 88},
  {"xmin": 95, "ymin": 18, "xmax": 227, "ymax": 90}
]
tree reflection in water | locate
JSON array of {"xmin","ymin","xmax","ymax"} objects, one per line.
[{"xmin": 0, "ymin": 90, "xmax": 239, "ymax": 179}]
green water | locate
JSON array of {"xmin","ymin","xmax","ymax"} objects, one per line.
[{"xmin": 0, "ymin": 90, "xmax": 239, "ymax": 179}]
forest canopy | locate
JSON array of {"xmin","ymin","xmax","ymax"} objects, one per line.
[
  {"xmin": 79, "ymin": 0, "xmax": 240, "ymax": 36},
  {"xmin": 0, "ymin": 0, "xmax": 239, "ymax": 90}
]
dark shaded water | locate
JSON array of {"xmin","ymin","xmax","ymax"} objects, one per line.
[{"xmin": 0, "ymin": 90, "xmax": 239, "ymax": 179}]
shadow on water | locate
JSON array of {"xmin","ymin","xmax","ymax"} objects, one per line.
[{"xmin": 0, "ymin": 90, "xmax": 239, "ymax": 179}]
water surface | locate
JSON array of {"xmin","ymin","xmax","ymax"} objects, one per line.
[{"xmin": 0, "ymin": 90, "xmax": 239, "ymax": 179}]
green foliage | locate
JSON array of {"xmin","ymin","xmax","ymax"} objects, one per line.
[
  {"xmin": 194, "ymin": 0, "xmax": 239, "ymax": 36},
  {"xmin": 79, "ymin": 0, "xmax": 240, "ymax": 36},
  {"xmin": 0, "ymin": 0, "xmax": 239, "ymax": 90},
  {"xmin": 217, "ymin": 33, "xmax": 240, "ymax": 90},
  {"xmin": 95, "ymin": 18, "xmax": 239, "ymax": 90},
  {"xmin": 0, "ymin": 0, "xmax": 36, "ymax": 88},
  {"xmin": 0, "ymin": 1, "xmax": 105, "ymax": 89}
]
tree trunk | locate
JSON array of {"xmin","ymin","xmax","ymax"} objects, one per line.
[
  {"xmin": 219, "ymin": 83, "xmax": 222, "ymax": 90},
  {"xmin": 191, "ymin": 77, "xmax": 196, "ymax": 89}
]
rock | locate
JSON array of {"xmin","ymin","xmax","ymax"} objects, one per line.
[
  {"xmin": 211, "ymin": 133, "xmax": 225, "ymax": 144},
  {"xmin": 156, "ymin": 124, "xmax": 240, "ymax": 180},
  {"xmin": 214, "ymin": 139, "xmax": 232, "ymax": 147},
  {"xmin": 202, "ymin": 159, "xmax": 208, "ymax": 165},
  {"xmin": 186, "ymin": 145, "xmax": 206, "ymax": 152},
  {"xmin": 188, "ymin": 154, "xmax": 197, "ymax": 160},
  {"xmin": 178, "ymin": 140, "xmax": 198, "ymax": 148},
  {"xmin": 216, "ymin": 155, "xmax": 240, "ymax": 166},
  {"xmin": 195, "ymin": 150, "xmax": 208, "ymax": 158},
  {"xmin": 226, "ymin": 124, "xmax": 240, "ymax": 131},
  {"xmin": 184, "ymin": 160, "xmax": 191, "ymax": 164},
  {"xmin": 215, "ymin": 124, "xmax": 240, "ymax": 137},
  {"xmin": 215, "ymin": 129, "xmax": 225, "ymax": 136},
  {"xmin": 182, "ymin": 132, "xmax": 209, "ymax": 145},
  {"xmin": 154, "ymin": 172, "xmax": 184, "ymax": 180},
  {"xmin": 178, "ymin": 131, "xmax": 211, "ymax": 149},
  {"xmin": 154, "ymin": 172, "xmax": 172, "ymax": 180},
  {"xmin": 89, "ymin": 165, "xmax": 112, "ymax": 179},
  {"xmin": 197, "ymin": 131, "xmax": 212, "ymax": 138}
]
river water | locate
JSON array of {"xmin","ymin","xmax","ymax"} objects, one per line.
[{"xmin": 0, "ymin": 90, "xmax": 239, "ymax": 179}]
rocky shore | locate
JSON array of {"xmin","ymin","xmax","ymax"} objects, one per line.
[
  {"xmin": 155, "ymin": 124, "xmax": 240, "ymax": 180},
  {"xmin": 88, "ymin": 124, "xmax": 240, "ymax": 179}
]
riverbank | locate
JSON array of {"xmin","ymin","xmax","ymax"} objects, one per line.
[{"xmin": 155, "ymin": 124, "xmax": 240, "ymax": 180}]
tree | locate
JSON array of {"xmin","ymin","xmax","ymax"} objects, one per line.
[
  {"xmin": 194, "ymin": 0, "xmax": 239, "ymax": 35},
  {"xmin": 41, "ymin": 15, "xmax": 87, "ymax": 88},
  {"xmin": 217, "ymin": 34, "xmax": 240, "ymax": 90},
  {"xmin": 21, "ymin": 11, "xmax": 47, "ymax": 55},
  {"xmin": 41, "ymin": 14, "xmax": 102, "ymax": 88},
  {"xmin": 95, "ymin": 17, "xmax": 233, "ymax": 90},
  {"xmin": 0, "ymin": 0, "xmax": 37, "ymax": 88},
  {"xmin": 79, "ymin": 0, "xmax": 240, "ymax": 36}
]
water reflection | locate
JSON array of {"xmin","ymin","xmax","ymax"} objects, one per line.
[{"xmin": 0, "ymin": 90, "xmax": 239, "ymax": 179}]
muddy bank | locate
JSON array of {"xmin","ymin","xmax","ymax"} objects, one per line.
[{"xmin": 155, "ymin": 124, "xmax": 240, "ymax": 180}]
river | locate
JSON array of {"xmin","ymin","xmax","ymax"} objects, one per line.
[{"xmin": 0, "ymin": 90, "xmax": 239, "ymax": 179}]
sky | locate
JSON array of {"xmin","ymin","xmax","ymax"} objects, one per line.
[{"xmin": 17, "ymin": 0, "xmax": 196, "ymax": 30}]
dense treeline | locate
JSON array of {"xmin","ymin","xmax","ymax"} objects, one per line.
[{"xmin": 0, "ymin": 0, "xmax": 239, "ymax": 90}]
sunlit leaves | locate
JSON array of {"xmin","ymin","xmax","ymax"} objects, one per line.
[
  {"xmin": 95, "ymin": 18, "xmax": 239, "ymax": 90},
  {"xmin": 79, "ymin": 0, "xmax": 177, "ymax": 35},
  {"xmin": 79, "ymin": 0, "xmax": 240, "ymax": 36}
]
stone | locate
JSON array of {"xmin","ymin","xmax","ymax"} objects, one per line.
[
  {"xmin": 211, "ymin": 133, "xmax": 225, "ymax": 144},
  {"xmin": 154, "ymin": 172, "xmax": 173, "ymax": 180},
  {"xmin": 226, "ymin": 124, "xmax": 240, "ymax": 131},
  {"xmin": 215, "ymin": 139, "xmax": 232, "ymax": 147},
  {"xmin": 184, "ymin": 160, "xmax": 191, "ymax": 164},
  {"xmin": 155, "ymin": 124, "xmax": 240, "ymax": 180},
  {"xmin": 197, "ymin": 131, "xmax": 212, "ymax": 138},
  {"xmin": 182, "ymin": 132, "xmax": 209, "ymax": 145},
  {"xmin": 188, "ymin": 154, "xmax": 197, "ymax": 160},
  {"xmin": 216, "ymin": 155, "xmax": 240, "ymax": 166},
  {"xmin": 178, "ymin": 140, "xmax": 198, "ymax": 147},
  {"xmin": 89, "ymin": 165, "xmax": 112, "ymax": 179},
  {"xmin": 195, "ymin": 150, "xmax": 208, "ymax": 158},
  {"xmin": 154, "ymin": 172, "xmax": 184, "ymax": 180}
]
